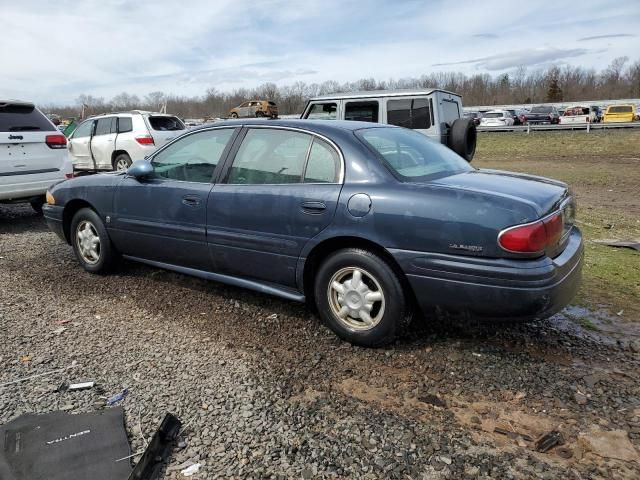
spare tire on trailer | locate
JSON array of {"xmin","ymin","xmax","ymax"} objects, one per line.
[{"xmin": 448, "ymin": 118, "xmax": 477, "ymax": 162}]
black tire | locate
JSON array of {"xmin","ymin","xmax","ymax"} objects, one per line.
[
  {"xmin": 314, "ymin": 248, "xmax": 411, "ymax": 347},
  {"xmin": 255, "ymin": 111, "xmax": 264, "ymax": 117},
  {"xmin": 70, "ymin": 208, "xmax": 118, "ymax": 274},
  {"xmin": 30, "ymin": 196, "xmax": 45, "ymax": 215},
  {"xmin": 230, "ymin": 112, "xmax": 238, "ymax": 118},
  {"xmin": 113, "ymin": 153, "xmax": 132, "ymax": 172},
  {"xmin": 448, "ymin": 118, "xmax": 477, "ymax": 162}
]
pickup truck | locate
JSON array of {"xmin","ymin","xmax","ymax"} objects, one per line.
[{"xmin": 559, "ymin": 106, "xmax": 597, "ymax": 125}]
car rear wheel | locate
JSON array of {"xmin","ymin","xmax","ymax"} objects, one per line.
[
  {"xmin": 314, "ymin": 248, "xmax": 410, "ymax": 347},
  {"xmin": 256, "ymin": 111, "xmax": 264, "ymax": 117},
  {"xmin": 230, "ymin": 112, "xmax": 238, "ymax": 118},
  {"xmin": 113, "ymin": 153, "xmax": 132, "ymax": 171},
  {"xmin": 71, "ymin": 208, "xmax": 117, "ymax": 273}
]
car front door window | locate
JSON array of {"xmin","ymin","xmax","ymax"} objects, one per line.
[{"xmin": 151, "ymin": 128, "xmax": 235, "ymax": 183}]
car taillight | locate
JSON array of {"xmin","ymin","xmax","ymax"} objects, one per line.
[
  {"xmin": 135, "ymin": 135, "xmax": 155, "ymax": 145},
  {"xmin": 45, "ymin": 134, "xmax": 67, "ymax": 149},
  {"xmin": 498, "ymin": 212, "xmax": 564, "ymax": 253}
]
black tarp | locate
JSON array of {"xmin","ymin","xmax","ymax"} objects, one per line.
[{"xmin": 0, "ymin": 407, "xmax": 131, "ymax": 480}]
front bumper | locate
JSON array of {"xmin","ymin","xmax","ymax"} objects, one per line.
[
  {"xmin": 390, "ymin": 228, "xmax": 583, "ymax": 320},
  {"xmin": 42, "ymin": 204, "xmax": 67, "ymax": 242}
]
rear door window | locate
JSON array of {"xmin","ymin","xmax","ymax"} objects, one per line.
[
  {"xmin": 118, "ymin": 117, "xmax": 133, "ymax": 133},
  {"xmin": 306, "ymin": 103, "xmax": 337, "ymax": 120},
  {"xmin": 441, "ymin": 99, "xmax": 460, "ymax": 123},
  {"xmin": 148, "ymin": 116, "xmax": 185, "ymax": 131},
  {"xmin": 227, "ymin": 129, "xmax": 312, "ymax": 184},
  {"xmin": 345, "ymin": 101, "xmax": 379, "ymax": 122},
  {"xmin": 94, "ymin": 118, "xmax": 114, "ymax": 136},
  {"xmin": 0, "ymin": 103, "xmax": 55, "ymax": 132},
  {"xmin": 387, "ymin": 98, "xmax": 431, "ymax": 129},
  {"xmin": 304, "ymin": 138, "xmax": 340, "ymax": 183}
]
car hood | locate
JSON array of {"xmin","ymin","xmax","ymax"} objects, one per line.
[{"xmin": 430, "ymin": 169, "xmax": 568, "ymax": 218}]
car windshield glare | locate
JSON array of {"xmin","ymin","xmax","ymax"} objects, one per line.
[
  {"xmin": 356, "ymin": 127, "xmax": 473, "ymax": 181},
  {"xmin": 531, "ymin": 106, "xmax": 552, "ymax": 113}
]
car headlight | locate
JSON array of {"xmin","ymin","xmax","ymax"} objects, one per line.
[{"xmin": 46, "ymin": 191, "xmax": 55, "ymax": 205}]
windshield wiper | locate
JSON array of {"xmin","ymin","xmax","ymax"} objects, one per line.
[{"xmin": 8, "ymin": 126, "xmax": 42, "ymax": 131}]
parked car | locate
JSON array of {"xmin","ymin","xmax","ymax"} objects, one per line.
[
  {"xmin": 229, "ymin": 100, "xmax": 278, "ymax": 119},
  {"xmin": 479, "ymin": 110, "xmax": 515, "ymax": 127},
  {"xmin": 505, "ymin": 109, "xmax": 523, "ymax": 125},
  {"xmin": 521, "ymin": 106, "xmax": 560, "ymax": 124},
  {"xmin": 1, "ymin": 100, "xmax": 73, "ymax": 213},
  {"xmin": 43, "ymin": 119, "xmax": 582, "ymax": 347},
  {"xmin": 603, "ymin": 105, "xmax": 636, "ymax": 123},
  {"xmin": 67, "ymin": 111, "xmax": 186, "ymax": 172},
  {"xmin": 559, "ymin": 106, "xmax": 597, "ymax": 125},
  {"xmin": 301, "ymin": 89, "xmax": 477, "ymax": 161},
  {"xmin": 463, "ymin": 111, "xmax": 482, "ymax": 126},
  {"xmin": 590, "ymin": 106, "xmax": 603, "ymax": 122}
]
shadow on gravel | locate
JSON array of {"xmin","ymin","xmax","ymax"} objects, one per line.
[{"xmin": 0, "ymin": 205, "xmax": 49, "ymax": 234}]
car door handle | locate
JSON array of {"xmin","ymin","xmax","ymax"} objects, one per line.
[
  {"xmin": 300, "ymin": 201, "xmax": 326, "ymax": 214},
  {"xmin": 182, "ymin": 195, "xmax": 201, "ymax": 207}
]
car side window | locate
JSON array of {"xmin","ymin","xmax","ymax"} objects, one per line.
[
  {"xmin": 118, "ymin": 117, "xmax": 133, "ymax": 133},
  {"xmin": 304, "ymin": 139, "xmax": 339, "ymax": 183},
  {"xmin": 227, "ymin": 129, "xmax": 312, "ymax": 185},
  {"xmin": 345, "ymin": 101, "xmax": 379, "ymax": 122},
  {"xmin": 306, "ymin": 103, "xmax": 337, "ymax": 120},
  {"xmin": 387, "ymin": 98, "xmax": 431, "ymax": 129},
  {"xmin": 151, "ymin": 128, "xmax": 234, "ymax": 183},
  {"xmin": 94, "ymin": 118, "xmax": 113, "ymax": 136},
  {"xmin": 73, "ymin": 121, "xmax": 93, "ymax": 138}
]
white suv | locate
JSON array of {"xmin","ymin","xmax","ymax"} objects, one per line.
[
  {"xmin": 1, "ymin": 100, "xmax": 73, "ymax": 213},
  {"xmin": 67, "ymin": 111, "xmax": 186, "ymax": 171}
]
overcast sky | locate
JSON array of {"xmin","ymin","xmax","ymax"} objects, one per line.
[{"xmin": 2, "ymin": 0, "xmax": 639, "ymax": 104}]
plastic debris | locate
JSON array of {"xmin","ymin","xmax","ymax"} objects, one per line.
[
  {"xmin": 181, "ymin": 463, "xmax": 201, "ymax": 476},
  {"xmin": 69, "ymin": 381, "xmax": 95, "ymax": 391},
  {"xmin": 107, "ymin": 388, "xmax": 128, "ymax": 406},
  {"xmin": 494, "ymin": 427, "xmax": 533, "ymax": 442},
  {"xmin": 534, "ymin": 430, "xmax": 563, "ymax": 453},
  {"xmin": 0, "ymin": 363, "xmax": 79, "ymax": 388},
  {"xmin": 592, "ymin": 239, "xmax": 640, "ymax": 251}
]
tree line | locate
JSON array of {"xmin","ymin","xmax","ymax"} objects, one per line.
[{"xmin": 44, "ymin": 56, "xmax": 640, "ymax": 119}]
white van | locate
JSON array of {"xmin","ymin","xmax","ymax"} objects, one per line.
[
  {"xmin": 0, "ymin": 100, "xmax": 72, "ymax": 213},
  {"xmin": 68, "ymin": 111, "xmax": 186, "ymax": 171},
  {"xmin": 300, "ymin": 89, "xmax": 476, "ymax": 161}
]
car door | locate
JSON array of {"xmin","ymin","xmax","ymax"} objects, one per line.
[
  {"xmin": 67, "ymin": 120, "xmax": 95, "ymax": 169},
  {"xmin": 90, "ymin": 117, "xmax": 117, "ymax": 169},
  {"xmin": 207, "ymin": 127, "xmax": 343, "ymax": 288},
  {"xmin": 110, "ymin": 127, "xmax": 238, "ymax": 270}
]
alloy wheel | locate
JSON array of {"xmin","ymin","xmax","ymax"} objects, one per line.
[
  {"xmin": 76, "ymin": 220, "xmax": 101, "ymax": 264},
  {"xmin": 327, "ymin": 267, "xmax": 385, "ymax": 331}
]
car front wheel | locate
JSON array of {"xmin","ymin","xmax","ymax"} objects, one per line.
[
  {"xmin": 113, "ymin": 153, "xmax": 132, "ymax": 171},
  {"xmin": 70, "ymin": 208, "xmax": 117, "ymax": 273},
  {"xmin": 314, "ymin": 248, "xmax": 410, "ymax": 347}
]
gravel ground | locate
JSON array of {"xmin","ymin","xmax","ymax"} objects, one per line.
[{"xmin": 1, "ymin": 204, "xmax": 640, "ymax": 479}]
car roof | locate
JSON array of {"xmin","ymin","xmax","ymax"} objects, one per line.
[
  {"xmin": 190, "ymin": 118, "xmax": 396, "ymax": 135},
  {"xmin": 0, "ymin": 100, "xmax": 35, "ymax": 108},
  {"xmin": 308, "ymin": 88, "xmax": 459, "ymax": 101}
]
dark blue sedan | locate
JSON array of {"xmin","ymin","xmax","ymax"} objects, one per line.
[{"xmin": 43, "ymin": 119, "xmax": 583, "ymax": 346}]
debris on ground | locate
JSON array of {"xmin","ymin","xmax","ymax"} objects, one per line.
[
  {"xmin": 592, "ymin": 239, "xmax": 640, "ymax": 251},
  {"xmin": 129, "ymin": 413, "xmax": 182, "ymax": 480},
  {"xmin": 494, "ymin": 427, "xmax": 533, "ymax": 442},
  {"xmin": 107, "ymin": 388, "xmax": 128, "ymax": 406},
  {"xmin": 534, "ymin": 430, "xmax": 563, "ymax": 453},
  {"xmin": 68, "ymin": 381, "xmax": 95, "ymax": 391},
  {"xmin": 577, "ymin": 428, "xmax": 640, "ymax": 462},
  {"xmin": 180, "ymin": 463, "xmax": 201, "ymax": 476}
]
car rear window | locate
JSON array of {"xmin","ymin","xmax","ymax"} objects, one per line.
[
  {"xmin": 483, "ymin": 112, "xmax": 504, "ymax": 118},
  {"xmin": 0, "ymin": 103, "xmax": 56, "ymax": 132},
  {"xmin": 608, "ymin": 106, "xmax": 632, "ymax": 113},
  {"xmin": 531, "ymin": 106, "xmax": 552, "ymax": 113},
  {"xmin": 357, "ymin": 127, "xmax": 473, "ymax": 181},
  {"xmin": 148, "ymin": 116, "xmax": 185, "ymax": 131}
]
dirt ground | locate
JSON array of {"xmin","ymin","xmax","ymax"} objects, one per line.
[{"xmin": 1, "ymin": 131, "xmax": 640, "ymax": 479}]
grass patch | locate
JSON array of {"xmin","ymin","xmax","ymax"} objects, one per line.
[{"xmin": 474, "ymin": 129, "xmax": 640, "ymax": 320}]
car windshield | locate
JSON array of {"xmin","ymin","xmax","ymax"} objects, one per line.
[
  {"xmin": 483, "ymin": 112, "xmax": 503, "ymax": 118},
  {"xmin": 608, "ymin": 106, "xmax": 632, "ymax": 113},
  {"xmin": 531, "ymin": 106, "xmax": 552, "ymax": 113},
  {"xmin": 356, "ymin": 127, "xmax": 473, "ymax": 181}
]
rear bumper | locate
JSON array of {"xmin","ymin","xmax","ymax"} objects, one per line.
[
  {"xmin": 42, "ymin": 204, "xmax": 67, "ymax": 242},
  {"xmin": 390, "ymin": 228, "xmax": 583, "ymax": 320},
  {"xmin": 0, "ymin": 172, "xmax": 65, "ymax": 202}
]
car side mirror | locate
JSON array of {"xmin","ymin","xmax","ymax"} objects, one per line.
[{"xmin": 127, "ymin": 159, "xmax": 153, "ymax": 179}]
